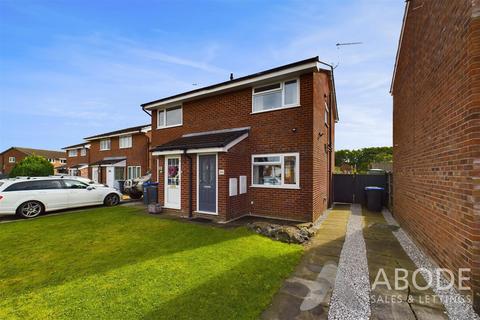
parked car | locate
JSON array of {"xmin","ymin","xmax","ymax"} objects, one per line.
[{"xmin": 0, "ymin": 177, "xmax": 122, "ymax": 218}]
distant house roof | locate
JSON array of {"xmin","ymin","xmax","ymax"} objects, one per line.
[
  {"xmin": 151, "ymin": 128, "xmax": 249, "ymax": 154},
  {"xmin": 1, "ymin": 147, "xmax": 66, "ymax": 159},
  {"xmin": 62, "ymin": 142, "xmax": 89, "ymax": 150},
  {"xmin": 84, "ymin": 124, "xmax": 151, "ymax": 141}
]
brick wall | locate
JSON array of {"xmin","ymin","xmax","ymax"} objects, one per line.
[
  {"xmin": 66, "ymin": 148, "xmax": 90, "ymax": 169},
  {"xmin": 1, "ymin": 149, "xmax": 27, "ymax": 174},
  {"xmin": 392, "ymin": 0, "xmax": 480, "ymax": 308},
  {"xmin": 151, "ymin": 71, "xmax": 335, "ymax": 222}
]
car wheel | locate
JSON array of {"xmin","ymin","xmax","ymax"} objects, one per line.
[
  {"xmin": 16, "ymin": 201, "xmax": 44, "ymax": 219},
  {"xmin": 104, "ymin": 193, "xmax": 120, "ymax": 206}
]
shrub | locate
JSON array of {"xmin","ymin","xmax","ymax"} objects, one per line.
[{"xmin": 9, "ymin": 155, "xmax": 54, "ymax": 177}]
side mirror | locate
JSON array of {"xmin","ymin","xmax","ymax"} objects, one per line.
[{"xmin": 87, "ymin": 186, "xmax": 95, "ymax": 191}]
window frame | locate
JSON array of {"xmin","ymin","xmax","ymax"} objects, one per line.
[
  {"xmin": 80, "ymin": 148, "xmax": 87, "ymax": 156},
  {"xmin": 127, "ymin": 166, "xmax": 142, "ymax": 180},
  {"xmin": 157, "ymin": 105, "xmax": 183, "ymax": 129},
  {"xmin": 8, "ymin": 157, "xmax": 16, "ymax": 163},
  {"xmin": 251, "ymin": 152, "xmax": 300, "ymax": 189},
  {"xmin": 251, "ymin": 78, "xmax": 300, "ymax": 114},
  {"xmin": 99, "ymin": 139, "xmax": 111, "ymax": 151},
  {"xmin": 68, "ymin": 150, "xmax": 77, "ymax": 157},
  {"xmin": 119, "ymin": 135, "xmax": 132, "ymax": 149}
]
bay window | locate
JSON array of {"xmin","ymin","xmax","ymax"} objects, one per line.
[
  {"xmin": 157, "ymin": 106, "xmax": 183, "ymax": 129},
  {"xmin": 252, "ymin": 79, "xmax": 299, "ymax": 113},
  {"xmin": 251, "ymin": 153, "xmax": 299, "ymax": 188}
]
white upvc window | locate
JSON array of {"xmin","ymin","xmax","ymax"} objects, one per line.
[
  {"xmin": 251, "ymin": 153, "xmax": 300, "ymax": 189},
  {"xmin": 60, "ymin": 159, "xmax": 67, "ymax": 164},
  {"xmin": 100, "ymin": 139, "xmax": 111, "ymax": 151},
  {"xmin": 8, "ymin": 156, "xmax": 15, "ymax": 163},
  {"xmin": 157, "ymin": 105, "xmax": 183, "ymax": 129},
  {"xmin": 80, "ymin": 148, "xmax": 87, "ymax": 156},
  {"xmin": 252, "ymin": 79, "xmax": 299, "ymax": 114},
  {"xmin": 68, "ymin": 150, "xmax": 77, "ymax": 157},
  {"xmin": 127, "ymin": 166, "xmax": 141, "ymax": 179},
  {"xmin": 119, "ymin": 135, "xmax": 132, "ymax": 149}
]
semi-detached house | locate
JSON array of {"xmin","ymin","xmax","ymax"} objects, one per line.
[{"xmin": 142, "ymin": 57, "xmax": 338, "ymax": 223}]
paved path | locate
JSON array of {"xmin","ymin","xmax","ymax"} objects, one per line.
[
  {"xmin": 262, "ymin": 204, "xmax": 351, "ymax": 319},
  {"xmin": 262, "ymin": 204, "xmax": 479, "ymax": 320}
]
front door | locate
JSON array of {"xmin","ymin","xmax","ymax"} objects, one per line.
[
  {"xmin": 92, "ymin": 167, "xmax": 99, "ymax": 183},
  {"xmin": 164, "ymin": 156, "xmax": 181, "ymax": 209},
  {"xmin": 198, "ymin": 154, "xmax": 217, "ymax": 214},
  {"xmin": 106, "ymin": 166, "xmax": 115, "ymax": 187}
]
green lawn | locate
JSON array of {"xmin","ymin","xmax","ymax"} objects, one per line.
[{"xmin": 0, "ymin": 206, "xmax": 302, "ymax": 320}]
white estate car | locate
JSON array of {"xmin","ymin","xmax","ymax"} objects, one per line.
[{"xmin": 0, "ymin": 177, "xmax": 122, "ymax": 218}]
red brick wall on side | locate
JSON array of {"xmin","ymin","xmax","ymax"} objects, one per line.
[
  {"xmin": 392, "ymin": 0, "xmax": 480, "ymax": 307},
  {"xmin": 1, "ymin": 150, "xmax": 27, "ymax": 174}
]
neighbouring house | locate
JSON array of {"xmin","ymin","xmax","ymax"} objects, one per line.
[
  {"xmin": 62, "ymin": 142, "xmax": 91, "ymax": 177},
  {"xmin": 369, "ymin": 161, "xmax": 392, "ymax": 172},
  {"xmin": 0, "ymin": 147, "xmax": 67, "ymax": 176},
  {"xmin": 82, "ymin": 124, "xmax": 152, "ymax": 187},
  {"xmin": 141, "ymin": 57, "xmax": 338, "ymax": 223},
  {"xmin": 391, "ymin": 0, "xmax": 479, "ymax": 311}
]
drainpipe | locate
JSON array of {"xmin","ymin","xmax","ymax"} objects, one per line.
[
  {"xmin": 142, "ymin": 106, "xmax": 152, "ymax": 174},
  {"xmin": 184, "ymin": 150, "xmax": 193, "ymax": 218}
]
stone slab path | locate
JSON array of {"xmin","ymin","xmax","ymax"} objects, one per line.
[{"xmin": 262, "ymin": 204, "xmax": 479, "ymax": 320}]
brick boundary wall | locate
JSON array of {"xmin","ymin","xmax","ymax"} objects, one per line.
[{"xmin": 392, "ymin": 0, "xmax": 479, "ymax": 311}]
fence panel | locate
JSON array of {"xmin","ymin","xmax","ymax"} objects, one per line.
[{"xmin": 333, "ymin": 173, "xmax": 389, "ymax": 205}]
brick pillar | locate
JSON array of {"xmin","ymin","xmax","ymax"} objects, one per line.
[{"xmin": 471, "ymin": 0, "xmax": 480, "ymax": 313}]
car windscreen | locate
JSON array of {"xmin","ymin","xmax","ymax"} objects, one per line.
[{"xmin": 3, "ymin": 180, "xmax": 63, "ymax": 191}]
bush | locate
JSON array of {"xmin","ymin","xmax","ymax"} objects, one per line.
[{"xmin": 9, "ymin": 155, "xmax": 54, "ymax": 177}]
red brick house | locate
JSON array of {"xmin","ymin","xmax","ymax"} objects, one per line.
[
  {"xmin": 391, "ymin": 0, "xmax": 479, "ymax": 311},
  {"xmin": 142, "ymin": 57, "xmax": 338, "ymax": 223},
  {"xmin": 82, "ymin": 125, "xmax": 152, "ymax": 187},
  {"xmin": 62, "ymin": 142, "xmax": 91, "ymax": 178},
  {"xmin": 0, "ymin": 147, "xmax": 67, "ymax": 176}
]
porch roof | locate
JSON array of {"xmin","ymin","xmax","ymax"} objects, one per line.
[
  {"xmin": 70, "ymin": 163, "xmax": 89, "ymax": 169},
  {"xmin": 90, "ymin": 157, "xmax": 126, "ymax": 166},
  {"xmin": 151, "ymin": 129, "xmax": 249, "ymax": 155}
]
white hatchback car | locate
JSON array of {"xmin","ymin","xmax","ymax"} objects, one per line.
[{"xmin": 0, "ymin": 177, "xmax": 123, "ymax": 218}]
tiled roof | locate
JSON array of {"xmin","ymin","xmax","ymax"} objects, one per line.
[
  {"xmin": 151, "ymin": 129, "xmax": 249, "ymax": 152},
  {"xmin": 2, "ymin": 147, "xmax": 66, "ymax": 159},
  {"xmin": 84, "ymin": 124, "xmax": 150, "ymax": 140}
]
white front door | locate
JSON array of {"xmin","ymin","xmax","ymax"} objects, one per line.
[
  {"xmin": 164, "ymin": 156, "xmax": 181, "ymax": 209},
  {"xmin": 106, "ymin": 166, "xmax": 115, "ymax": 187},
  {"xmin": 92, "ymin": 167, "xmax": 99, "ymax": 183}
]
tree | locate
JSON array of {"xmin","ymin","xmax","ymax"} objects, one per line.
[
  {"xmin": 9, "ymin": 155, "xmax": 54, "ymax": 177},
  {"xmin": 335, "ymin": 147, "xmax": 393, "ymax": 173}
]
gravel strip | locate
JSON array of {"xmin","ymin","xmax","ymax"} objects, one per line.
[
  {"xmin": 382, "ymin": 208, "xmax": 480, "ymax": 320},
  {"xmin": 328, "ymin": 204, "xmax": 371, "ymax": 320}
]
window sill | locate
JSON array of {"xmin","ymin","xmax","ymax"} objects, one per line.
[
  {"xmin": 99, "ymin": 149, "xmax": 110, "ymax": 152},
  {"xmin": 157, "ymin": 124, "xmax": 183, "ymax": 130},
  {"xmin": 119, "ymin": 147, "xmax": 132, "ymax": 149},
  {"xmin": 251, "ymin": 104, "xmax": 300, "ymax": 115},
  {"xmin": 250, "ymin": 185, "xmax": 300, "ymax": 190}
]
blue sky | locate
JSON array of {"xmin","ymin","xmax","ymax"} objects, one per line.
[{"xmin": 0, "ymin": 0, "xmax": 404, "ymax": 151}]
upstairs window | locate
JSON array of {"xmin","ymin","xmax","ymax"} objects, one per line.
[
  {"xmin": 80, "ymin": 148, "xmax": 87, "ymax": 156},
  {"xmin": 157, "ymin": 106, "xmax": 183, "ymax": 129},
  {"xmin": 60, "ymin": 159, "xmax": 67, "ymax": 164},
  {"xmin": 119, "ymin": 135, "xmax": 132, "ymax": 149},
  {"xmin": 8, "ymin": 156, "xmax": 16, "ymax": 163},
  {"xmin": 252, "ymin": 79, "xmax": 299, "ymax": 113},
  {"xmin": 68, "ymin": 150, "xmax": 77, "ymax": 157},
  {"xmin": 100, "ymin": 139, "xmax": 111, "ymax": 151}
]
